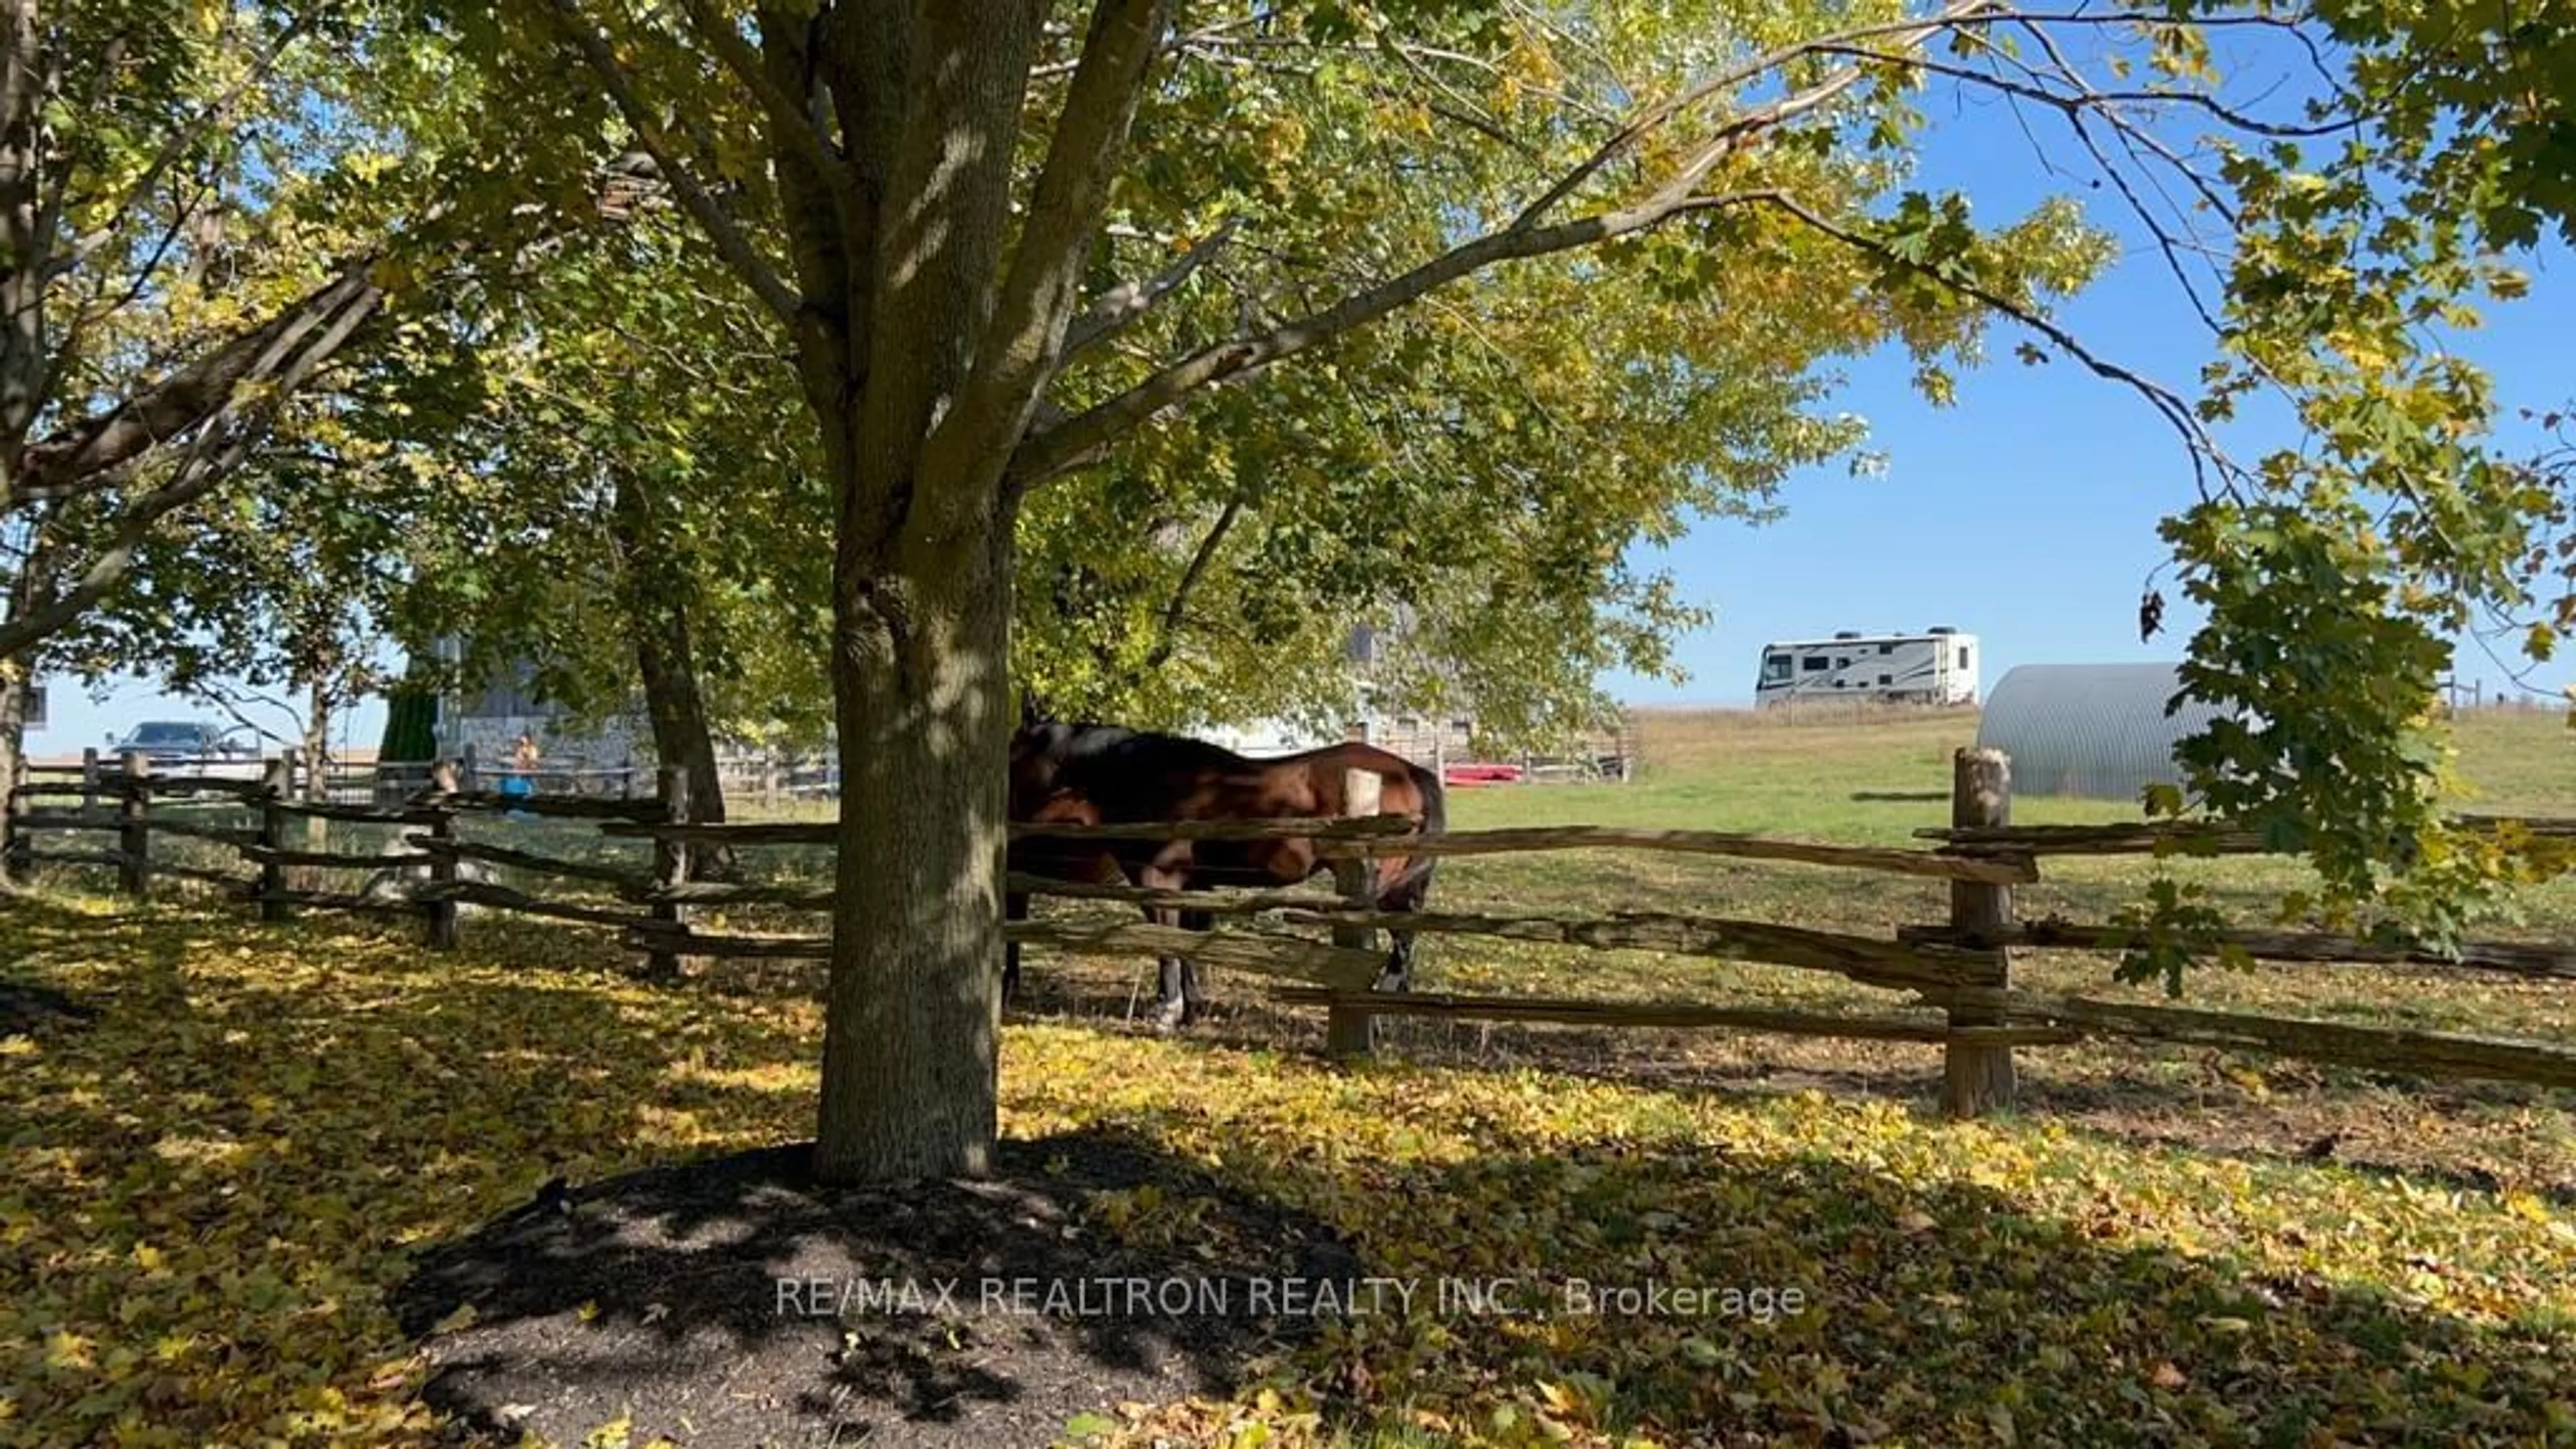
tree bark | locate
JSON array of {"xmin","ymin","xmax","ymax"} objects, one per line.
[
  {"xmin": 632, "ymin": 0, "xmax": 1160, "ymax": 1185},
  {"xmin": 0, "ymin": 510, "xmax": 49, "ymax": 888},
  {"xmin": 634, "ymin": 614, "xmax": 733, "ymax": 879},
  {"xmin": 812, "ymin": 521, "xmax": 1013, "ymax": 1181},
  {"xmin": 0, "ymin": 661, "xmax": 25, "ymax": 891},
  {"xmin": 782, "ymin": 0, "xmax": 1059, "ymax": 1187},
  {"xmin": 301, "ymin": 673, "xmax": 332, "ymax": 802},
  {"xmin": 611, "ymin": 468, "xmax": 732, "ymax": 879}
]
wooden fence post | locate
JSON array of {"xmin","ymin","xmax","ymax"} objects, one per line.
[
  {"xmin": 80, "ymin": 745, "xmax": 98, "ymax": 812},
  {"xmin": 1943, "ymin": 747, "xmax": 2017, "ymax": 1116},
  {"xmin": 646, "ymin": 766, "xmax": 690, "ymax": 979},
  {"xmin": 460, "ymin": 743, "xmax": 480, "ymax": 793},
  {"xmin": 118, "ymin": 750, "xmax": 150, "ymax": 898},
  {"xmin": 425, "ymin": 760, "xmax": 460, "ymax": 950},
  {"xmin": 286, "ymin": 746, "xmax": 331, "ymax": 893},
  {"xmin": 1326, "ymin": 767, "xmax": 1385, "ymax": 1059},
  {"xmin": 258, "ymin": 756, "xmax": 290, "ymax": 921}
]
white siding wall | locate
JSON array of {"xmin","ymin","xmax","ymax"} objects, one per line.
[{"xmin": 442, "ymin": 710, "xmax": 653, "ymax": 773}]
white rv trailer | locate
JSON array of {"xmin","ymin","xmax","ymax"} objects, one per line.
[{"xmin": 1754, "ymin": 627, "xmax": 1979, "ymax": 707}]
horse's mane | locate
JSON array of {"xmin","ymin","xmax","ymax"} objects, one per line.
[
  {"xmin": 1021, "ymin": 719, "xmax": 1252, "ymax": 774},
  {"xmin": 1073, "ymin": 725, "xmax": 1250, "ymax": 771}
]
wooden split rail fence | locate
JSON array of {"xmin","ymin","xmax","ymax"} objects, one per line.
[{"xmin": 9, "ymin": 748, "xmax": 2576, "ymax": 1114}]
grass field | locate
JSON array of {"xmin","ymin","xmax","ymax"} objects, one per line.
[
  {"xmin": 5, "ymin": 705, "xmax": 2576, "ymax": 1446},
  {"xmin": 1091, "ymin": 704, "xmax": 2576, "ymax": 1202}
]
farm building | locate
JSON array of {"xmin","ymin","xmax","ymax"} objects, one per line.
[
  {"xmin": 1199, "ymin": 615, "xmax": 1479, "ymax": 763},
  {"xmin": 1974, "ymin": 662, "xmax": 2240, "ymax": 800},
  {"xmin": 426, "ymin": 648, "xmax": 652, "ymax": 772},
  {"xmin": 1195, "ymin": 615, "xmax": 1635, "ymax": 779}
]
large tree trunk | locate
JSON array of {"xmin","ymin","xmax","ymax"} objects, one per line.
[
  {"xmin": 0, "ymin": 662, "xmax": 25, "ymax": 892},
  {"xmin": 635, "ymin": 621, "xmax": 734, "ymax": 879},
  {"xmin": 295, "ymin": 671, "xmax": 331, "ymax": 889},
  {"xmin": 302, "ymin": 673, "xmax": 332, "ymax": 803},
  {"xmin": 0, "ymin": 515, "xmax": 52, "ymax": 890},
  {"xmin": 714, "ymin": 0, "xmax": 1155, "ymax": 1185},
  {"xmin": 612, "ymin": 470, "xmax": 732, "ymax": 879},
  {"xmin": 812, "ymin": 523, "xmax": 1014, "ymax": 1183}
]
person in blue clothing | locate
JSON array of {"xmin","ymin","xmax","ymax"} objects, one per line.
[{"xmin": 500, "ymin": 731, "xmax": 539, "ymax": 820}]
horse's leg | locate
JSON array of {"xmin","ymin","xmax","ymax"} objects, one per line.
[
  {"xmin": 1136, "ymin": 857, "xmax": 1194, "ymax": 1034},
  {"xmin": 1375, "ymin": 861, "xmax": 1434, "ymax": 994},
  {"xmin": 1002, "ymin": 888, "xmax": 1028, "ymax": 1008},
  {"xmin": 1175, "ymin": 893, "xmax": 1214, "ymax": 1022}
]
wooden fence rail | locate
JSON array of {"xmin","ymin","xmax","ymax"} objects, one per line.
[
  {"xmin": 601, "ymin": 814, "xmax": 2038, "ymax": 883},
  {"xmin": 8, "ymin": 748, "xmax": 2576, "ymax": 1113},
  {"xmin": 1919, "ymin": 813, "xmax": 2576, "ymax": 857},
  {"xmin": 1266, "ymin": 986, "xmax": 2084, "ymax": 1046},
  {"xmin": 1931, "ymin": 985, "xmax": 2576, "ymax": 1092},
  {"xmin": 1900, "ymin": 920, "xmax": 2576, "ymax": 979}
]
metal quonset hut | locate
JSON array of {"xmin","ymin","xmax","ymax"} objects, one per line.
[{"xmin": 1974, "ymin": 663, "xmax": 2237, "ymax": 800}]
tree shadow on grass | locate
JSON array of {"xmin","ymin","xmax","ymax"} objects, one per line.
[
  {"xmin": 1198, "ymin": 1132, "xmax": 2576, "ymax": 1446},
  {"xmin": 0, "ymin": 889, "xmax": 229, "ymax": 1021},
  {"xmin": 1010, "ymin": 926, "xmax": 2576, "ymax": 1230},
  {"xmin": 1114, "ymin": 975, "xmax": 2576, "ymax": 1218},
  {"xmin": 13, "ymin": 888, "xmax": 2567, "ymax": 1444},
  {"xmin": 5, "ymin": 894, "xmax": 1365, "ymax": 1449},
  {"xmin": 1521, "ymin": 1045, "xmax": 2576, "ymax": 1208},
  {"xmin": 0, "ymin": 975, "xmax": 101, "ymax": 1034},
  {"xmin": 389, "ymin": 1129, "xmax": 1364, "ymax": 1449}
]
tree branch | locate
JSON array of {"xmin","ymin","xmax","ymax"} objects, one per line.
[
  {"xmin": 926, "ymin": 0, "xmax": 1173, "ymax": 531},
  {"xmin": 1059, "ymin": 216, "xmax": 1237, "ymax": 366},
  {"xmin": 1509, "ymin": 0, "xmax": 2005, "ymax": 230},
  {"xmin": 1752, "ymin": 191, "xmax": 2234, "ymax": 500},
  {"xmin": 1809, "ymin": 42, "xmax": 2353, "ymax": 142},
  {"xmin": 17, "ymin": 258, "xmax": 385, "ymax": 500},
  {"xmin": 0, "ymin": 0, "xmax": 52, "ymax": 460},
  {"xmin": 1012, "ymin": 0, "xmax": 2244, "ymax": 490},
  {"xmin": 1007, "ymin": 189, "xmax": 1777, "ymax": 489},
  {"xmin": 186, "ymin": 678, "xmax": 303, "ymax": 748},
  {"xmin": 1030, "ymin": 14, "xmax": 1256, "ymax": 81},
  {"xmin": 0, "ymin": 276, "xmax": 377, "ymax": 659},
  {"xmin": 545, "ymin": 0, "xmax": 802, "ymax": 326},
  {"xmin": 850, "ymin": 0, "xmax": 1045, "ymax": 555},
  {"xmin": 1637, "ymin": 51, "xmax": 1882, "ymax": 215},
  {"xmin": 1140, "ymin": 488, "xmax": 1245, "ymax": 672},
  {"xmin": 674, "ymin": 0, "xmax": 860, "ymax": 233},
  {"xmin": 61, "ymin": 13, "xmax": 317, "ymax": 278}
]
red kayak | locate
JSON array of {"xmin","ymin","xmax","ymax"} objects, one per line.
[{"xmin": 1443, "ymin": 762, "xmax": 1524, "ymax": 786}]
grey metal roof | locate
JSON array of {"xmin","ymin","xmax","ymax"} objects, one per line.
[{"xmin": 1974, "ymin": 663, "xmax": 2235, "ymax": 800}]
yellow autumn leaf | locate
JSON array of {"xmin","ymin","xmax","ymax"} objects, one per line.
[{"xmin": 43, "ymin": 1331, "xmax": 95, "ymax": 1371}]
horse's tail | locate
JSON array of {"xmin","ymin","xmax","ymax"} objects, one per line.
[{"xmin": 1375, "ymin": 759, "xmax": 1446, "ymax": 907}]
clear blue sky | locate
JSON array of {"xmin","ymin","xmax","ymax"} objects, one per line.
[
  {"xmin": 1601, "ymin": 44, "xmax": 2576, "ymax": 708},
  {"xmin": 28, "ymin": 40, "xmax": 2574, "ymax": 752},
  {"xmin": 1601, "ymin": 240, "xmax": 2573, "ymax": 704}
]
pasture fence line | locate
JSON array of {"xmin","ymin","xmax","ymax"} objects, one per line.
[{"xmin": 9, "ymin": 749, "xmax": 2576, "ymax": 1111}]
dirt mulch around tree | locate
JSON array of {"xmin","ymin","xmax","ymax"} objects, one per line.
[{"xmin": 392, "ymin": 1130, "xmax": 1366, "ymax": 1448}]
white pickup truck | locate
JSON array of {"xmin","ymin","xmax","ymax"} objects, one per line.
[{"xmin": 105, "ymin": 720, "xmax": 266, "ymax": 780}]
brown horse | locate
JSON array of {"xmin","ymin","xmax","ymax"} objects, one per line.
[
  {"xmin": 1002, "ymin": 721, "xmax": 1138, "ymax": 1009},
  {"xmin": 1003, "ymin": 720, "xmax": 1444, "ymax": 1029}
]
